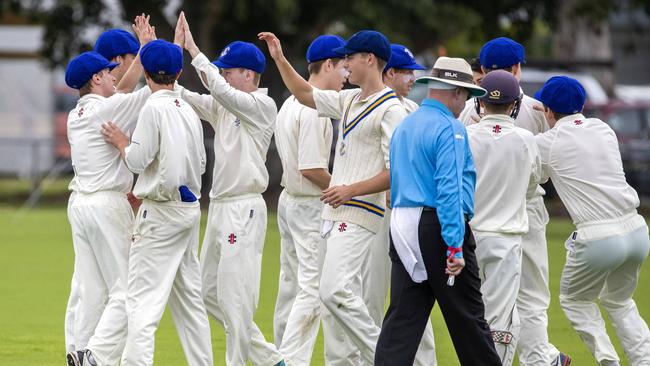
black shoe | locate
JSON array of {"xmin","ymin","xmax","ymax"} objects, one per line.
[{"xmin": 66, "ymin": 351, "xmax": 84, "ymax": 366}]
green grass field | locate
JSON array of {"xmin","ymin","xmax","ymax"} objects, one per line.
[{"xmin": 1, "ymin": 205, "xmax": 648, "ymax": 365}]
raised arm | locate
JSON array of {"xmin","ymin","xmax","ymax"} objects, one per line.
[
  {"xmin": 116, "ymin": 14, "xmax": 156, "ymax": 93},
  {"xmin": 258, "ymin": 32, "xmax": 316, "ymax": 108}
]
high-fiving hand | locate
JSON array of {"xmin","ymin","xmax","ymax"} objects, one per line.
[
  {"xmin": 132, "ymin": 13, "xmax": 156, "ymax": 46},
  {"xmin": 258, "ymin": 32, "xmax": 286, "ymax": 62}
]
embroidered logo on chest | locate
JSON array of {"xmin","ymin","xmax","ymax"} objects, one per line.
[
  {"xmin": 174, "ymin": 99, "xmax": 181, "ymax": 108},
  {"xmin": 234, "ymin": 118, "xmax": 241, "ymax": 127},
  {"xmin": 338, "ymin": 223, "xmax": 347, "ymax": 232},
  {"xmin": 77, "ymin": 108, "xmax": 84, "ymax": 117},
  {"xmin": 574, "ymin": 120, "xmax": 583, "ymax": 125},
  {"xmin": 492, "ymin": 124, "xmax": 502, "ymax": 133}
]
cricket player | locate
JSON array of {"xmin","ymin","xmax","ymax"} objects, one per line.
[
  {"xmin": 375, "ymin": 57, "xmax": 500, "ymax": 365},
  {"xmin": 101, "ymin": 39, "xmax": 213, "ymax": 366},
  {"xmin": 459, "ymin": 37, "xmax": 570, "ymax": 366},
  {"xmin": 271, "ymin": 35, "xmax": 348, "ymax": 365},
  {"xmin": 64, "ymin": 20, "xmax": 151, "ymax": 358},
  {"xmin": 370, "ymin": 43, "xmax": 437, "ymax": 365},
  {"xmin": 174, "ymin": 13, "xmax": 285, "ymax": 366},
  {"xmin": 466, "ymin": 70, "xmax": 542, "ymax": 366},
  {"xmin": 534, "ymin": 76, "xmax": 650, "ymax": 366},
  {"xmin": 260, "ymin": 29, "xmax": 407, "ymax": 364},
  {"xmin": 63, "ymin": 16, "xmax": 154, "ymax": 366}
]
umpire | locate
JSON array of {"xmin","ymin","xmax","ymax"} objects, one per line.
[{"xmin": 374, "ymin": 57, "xmax": 502, "ymax": 365}]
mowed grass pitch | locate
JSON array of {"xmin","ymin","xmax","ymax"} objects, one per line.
[{"xmin": 1, "ymin": 206, "xmax": 648, "ymax": 365}]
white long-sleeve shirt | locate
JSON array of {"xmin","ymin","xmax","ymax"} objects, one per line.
[
  {"xmin": 313, "ymin": 87, "xmax": 406, "ymax": 233},
  {"xmin": 178, "ymin": 52, "xmax": 276, "ymax": 200},
  {"xmin": 467, "ymin": 114, "xmax": 542, "ymax": 234},
  {"xmin": 276, "ymin": 95, "xmax": 332, "ymax": 197},
  {"xmin": 126, "ymin": 89, "xmax": 206, "ymax": 202},
  {"xmin": 535, "ymin": 113, "xmax": 639, "ymax": 230},
  {"xmin": 67, "ymin": 86, "xmax": 151, "ymax": 194}
]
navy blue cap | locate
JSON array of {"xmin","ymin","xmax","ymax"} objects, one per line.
[
  {"xmin": 306, "ymin": 35, "xmax": 346, "ymax": 63},
  {"xmin": 479, "ymin": 70, "xmax": 521, "ymax": 104},
  {"xmin": 385, "ymin": 44, "xmax": 426, "ymax": 71},
  {"xmin": 140, "ymin": 40, "xmax": 183, "ymax": 76},
  {"xmin": 333, "ymin": 30, "xmax": 391, "ymax": 62},
  {"xmin": 479, "ymin": 37, "xmax": 525, "ymax": 70},
  {"xmin": 94, "ymin": 29, "xmax": 140, "ymax": 60},
  {"xmin": 213, "ymin": 41, "xmax": 266, "ymax": 74},
  {"xmin": 65, "ymin": 51, "xmax": 119, "ymax": 89},
  {"xmin": 534, "ymin": 76, "xmax": 586, "ymax": 114}
]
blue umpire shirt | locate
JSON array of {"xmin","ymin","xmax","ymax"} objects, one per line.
[{"xmin": 390, "ymin": 98, "xmax": 476, "ymax": 259}]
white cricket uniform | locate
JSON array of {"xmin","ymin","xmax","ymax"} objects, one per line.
[
  {"xmin": 363, "ymin": 96, "xmax": 437, "ymax": 366},
  {"xmin": 535, "ymin": 114, "xmax": 650, "ymax": 365},
  {"xmin": 65, "ymin": 86, "xmax": 150, "ymax": 364},
  {"xmin": 460, "ymin": 94, "xmax": 560, "ymax": 365},
  {"xmin": 467, "ymin": 114, "xmax": 542, "ymax": 366},
  {"xmin": 313, "ymin": 86, "xmax": 406, "ymax": 365},
  {"xmin": 121, "ymin": 89, "xmax": 213, "ymax": 366},
  {"xmin": 272, "ymin": 95, "xmax": 332, "ymax": 365},
  {"xmin": 179, "ymin": 52, "xmax": 282, "ymax": 366}
]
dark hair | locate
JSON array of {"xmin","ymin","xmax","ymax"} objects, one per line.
[
  {"xmin": 483, "ymin": 101, "xmax": 514, "ymax": 115},
  {"xmin": 145, "ymin": 71, "xmax": 179, "ymax": 85},
  {"xmin": 308, "ymin": 58, "xmax": 343, "ymax": 75},
  {"xmin": 470, "ymin": 58, "xmax": 482, "ymax": 73},
  {"xmin": 484, "ymin": 65, "xmax": 514, "ymax": 73},
  {"xmin": 543, "ymin": 106, "xmax": 572, "ymax": 120}
]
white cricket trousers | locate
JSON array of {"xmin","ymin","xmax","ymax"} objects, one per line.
[
  {"xmin": 475, "ymin": 232, "xmax": 522, "ymax": 366},
  {"xmin": 319, "ymin": 221, "xmax": 381, "ymax": 365},
  {"xmin": 200, "ymin": 194, "xmax": 283, "ymax": 366},
  {"xmin": 362, "ymin": 208, "xmax": 437, "ymax": 366},
  {"xmin": 273, "ymin": 190, "xmax": 325, "ymax": 366},
  {"xmin": 560, "ymin": 214, "xmax": 650, "ymax": 365},
  {"xmin": 517, "ymin": 197, "xmax": 560, "ymax": 366},
  {"xmin": 123, "ymin": 200, "xmax": 213, "ymax": 366},
  {"xmin": 66, "ymin": 190, "xmax": 132, "ymax": 365}
]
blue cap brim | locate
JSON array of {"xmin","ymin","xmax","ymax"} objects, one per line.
[
  {"xmin": 333, "ymin": 46, "xmax": 356, "ymax": 56},
  {"xmin": 107, "ymin": 62, "xmax": 119, "ymax": 71},
  {"xmin": 214, "ymin": 60, "xmax": 237, "ymax": 69},
  {"xmin": 400, "ymin": 62, "xmax": 427, "ymax": 70}
]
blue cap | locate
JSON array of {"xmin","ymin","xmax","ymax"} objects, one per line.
[
  {"xmin": 140, "ymin": 40, "xmax": 183, "ymax": 76},
  {"xmin": 385, "ymin": 44, "xmax": 426, "ymax": 71},
  {"xmin": 65, "ymin": 51, "xmax": 119, "ymax": 89},
  {"xmin": 333, "ymin": 30, "xmax": 391, "ymax": 62},
  {"xmin": 479, "ymin": 37, "xmax": 525, "ymax": 70},
  {"xmin": 306, "ymin": 35, "xmax": 346, "ymax": 63},
  {"xmin": 94, "ymin": 29, "xmax": 140, "ymax": 61},
  {"xmin": 534, "ymin": 76, "xmax": 586, "ymax": 114},
  {"xmin": 213, "ymin": 41, "xmax": 266, "ymax": 74}
]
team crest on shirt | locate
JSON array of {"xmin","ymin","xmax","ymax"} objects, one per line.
[
  {"xmin": 77, "ymin": 108, "xmax": 84, "ymax": 117},
  {"xmin": 492, "ymin": 124, "xmax": 502, "ymax": 133},
  {"xmin": 174, "ymin": 99, "xmax": 181, "ymax": 107},
  {"xmin": 338, "ymin": 223, "xmax": 347, "ymax": 232},
  {"xmin": 228, "ymin": 233, "xmax": 237, "ymax": 245},
  {"xmin": 221, "ymin": 47, "xmax": 230, "ymax": 57},
  {"xmin": 574, "ymin": 120, "xmax": 583, "ymax": 125},
  {"xmin": 234, "ymin": 118, "xmax": 241, "ymax": 127}
]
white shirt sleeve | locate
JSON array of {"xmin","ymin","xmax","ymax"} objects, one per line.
[
  {"xmin": 535, "ymin": 129, "xmax": 557, "ymax": 183},
  {"xmin": 297, "ymin": 106, "xmax": 330, "ymax": 170},
  {"xmin": 175, "ymin": 83, "xmax": 221, "ymax": 125},
  {"xmin": 381, "ymin": 105, "xmax": 407, "ymax": 169},
  {"xmin": 124, "ymin": 105, "xmax": 159, "ymax": 174},
  {"xmin": 190, "ymin": 52, "xmax": 275, "ymax": 135},
  {"xmin": 526, "ymin": 133, "xmax": 544, "ymax": 195},
  {"xmin": 312, "ymin": 87, "xmax": 346, "ymax": 119},
  {"xmin": 99, "ymin": 86, "xmax": 152, "ymax": 131}
]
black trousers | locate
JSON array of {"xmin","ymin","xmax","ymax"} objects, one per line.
[{"xmin": 374, "ymin": 209, "xmax": 501, "ymax": 366}]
